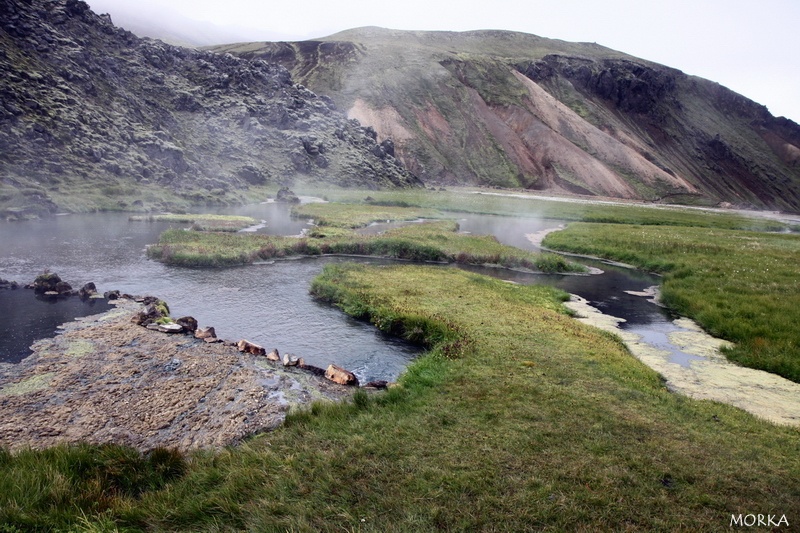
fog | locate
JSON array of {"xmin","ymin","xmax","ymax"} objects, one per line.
[{"xmin": 84, "ymin": 0, "xmax": 800, "ymax": 124}]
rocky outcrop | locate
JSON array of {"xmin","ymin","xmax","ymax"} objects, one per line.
[
  {"xmin": 0, "ymin": 1, "xmax": 421, "ymax": 217},
  {"xmin": 214, "ymin": 28, "xmax": 800, "ymax": 212}
]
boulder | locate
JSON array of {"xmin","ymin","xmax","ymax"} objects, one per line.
[
  {"xmin": 275, "ymin": 186, "xmax": 300, "ymax": 204},
  {"xmin": 175, "ymin": 316, "xmax": 198, "ymax": 333},
  {"xmin": 133, "ymin": 302, "xmax": 167, "ymax": 326},
  {"xmin": 0, "ymin": 278, "xmax": 19, "ymax": 290},
  {"xmin": 324, "ymin": 364, "xmax": 360, "ymax": 387},
  {"xmin": 282, "ymin": 353, "xmax": 300, "ymax": 367},
  {"xmin": 28, "ymin": 271, "xmax": 63, "ymax": 293},
  {"xmin": 104, "ymin": 289, "xmax": 121, "ymax": 300},
  {"xmin": 157, "ymin": 323, "xmax": 184, "ymax": 334},
  {"xmin": 195, "ymin": 326, "xmax": 217, "ymax": 340},
  {"xmin": 237, "ymin": 339, "xmax": 266, "ymax": 356},
  {"xmin": 78, "ymin": 282, "xmax": 97, "ymax": 299},
  {"xmin": 266, "ymin": 348, "xmax": 280, "ymax": 362},
  {"xmin": 298, "ymin": 359, "xmax": 327, "ymax": 376},
  {"xmin": 364, "ymin": 380, "xmax": 389, "ymax": 389}
]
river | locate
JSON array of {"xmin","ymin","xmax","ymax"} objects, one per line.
[{"xmin": 0, "ymin": 203, "xmax": 695, "ymax": 382}]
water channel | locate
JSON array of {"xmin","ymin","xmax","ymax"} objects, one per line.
[{"xmin": 0, "ymin": 202, "xmax": 698, "ymax": 382}]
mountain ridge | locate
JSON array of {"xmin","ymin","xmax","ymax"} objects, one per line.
[
  {"xmin": 0, "ymin": 1, "xmax": 419, "ymax": 218},
  {"xmin": 212, "ymin": 27, "xmax": 800, "ymax": 212}
]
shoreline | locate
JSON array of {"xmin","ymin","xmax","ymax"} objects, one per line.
[{"xmin": 0, "ymin": 298, "xmax": 352, "ymax": 452}]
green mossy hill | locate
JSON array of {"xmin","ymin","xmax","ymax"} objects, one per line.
[
  {"xmin": 215, "ymin": 28, "xmax": 800, "ymax": 212},
  {"xmin": 10, "ymin": 264, "xmax": 797, "ymax": 530},
  {"xmin": 0, "ymin": 1, "xmax": 420, "ymax": 217},
  {"xmin": 544, "ymin": 222, "xmax": 800, "ymax": 382}
]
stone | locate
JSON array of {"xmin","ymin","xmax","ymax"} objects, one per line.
[
  {"xmin": 195, "ymin": 326, "xmax": 217, "ymax": 340},
  {"xmin": 266, "ymin": 348, "xmax": 280, "ymax": 362},
  {"xmin": 364, "ymin": 380, "xmax": 389, "ymax": 389},
  {"xmin": 158, "ymin": 323, "xmax": 184, "ymax": 334},
  {"xmin": 282, "ymin": 353, "xmax": 299, "ymax": 367},
  {"xmin": 298, "ymin": 359, "xmax": 327, "ymax": 376},
  {"xmin": 237, "ymin": 339, "xmax": 266, "ymax": 356},
  {"xmin": 324, "ymin": 364, "xmax": 360, "ymax": 387},
  {"xmin": 78, "ymin": 282, "xmax": 97, "ymax": 299},
  {"xmin": 175, "ymin": 316, "xmax": 198, "ymax": 333}
]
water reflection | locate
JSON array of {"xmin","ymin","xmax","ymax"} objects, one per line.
[{"xmin": 0, "ymin": 205, "xmax": 706, "ymax": 378}]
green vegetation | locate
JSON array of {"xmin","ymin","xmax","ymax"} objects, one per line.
[
  {"xmin": 129, "ymin": 213, "xmax": 259, "ymax": 232},
  {"xmin": 298, "ymin": 187, "xmax": 793, "ymax": 231},
  {"xmin": 4, "ymin": 265, "xmax": 798, "ymax": 530},
  {"xmin": 544, "ymin": 223, "xmax": 800, "ymax": 382},
  {"xmin": 0, "ymin": 444, "xmax": 185, "ymax": 530},
  {"xmin": 147, "ymin": 204, "xmax": 581, "ymax": 273},
  {"xmin": 292, "ymin": 202, "xmax": 441, "ymax": 228}
]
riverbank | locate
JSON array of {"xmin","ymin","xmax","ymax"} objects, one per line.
[{"xmin": 0, "ymin": 298, "xmax": 351, "ymax": 452}]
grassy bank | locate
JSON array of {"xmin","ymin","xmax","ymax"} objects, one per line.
[
  {"xmin": 147, "ymin": 215, "xmax": 582, "ymax": 273},
  {"xmin": 5, "ymin": 264, "xmax": 797, "ymax": 530},
  {"xmin": 129, "ymin": 213, "xmax": 259, "ymax": 232},
  {"xmin": 292, "ymin": 202, "xmax": 442, "ymax": 228},
  {"xmin": 299, "ymin": 187, "xmax": 795, "ymax": 231},
  {"xmin": 543, "ymin": 223, "xmax": 800, "ymax": 382}
]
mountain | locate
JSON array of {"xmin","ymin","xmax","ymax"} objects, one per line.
[
  {"xmin": 212, "ymin": 27, "xmax": 800, "ymax": 212},
  {"xmin": 0, "ymin": 2, "xmax": 419, "ymax": 218}
]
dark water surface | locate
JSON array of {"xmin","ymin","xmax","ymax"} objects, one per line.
[{"xmin": 0, "ymin": 205, "xmax": 682, "ymax": 379}]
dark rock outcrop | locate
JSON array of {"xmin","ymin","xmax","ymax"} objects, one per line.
[{"xmin": 0, "ymin": 0, "xmax": 421, "ymax": 217}]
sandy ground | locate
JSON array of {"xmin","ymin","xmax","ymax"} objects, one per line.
[
  {"xmin": 0, "ymin": 299, "xmax": 351, "ymax": 452},
  {"xmin": 565, "ymin": 295, "xmax": 800, "ymax": 426}
]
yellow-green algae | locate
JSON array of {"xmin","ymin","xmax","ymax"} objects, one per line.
[
  {"xmin": 565, "ymin": 295, "xmax": 800, "ymax": 426},
  {"xmin": 0, "ymin": 373, "xmax": 55, "ymax": 397}
]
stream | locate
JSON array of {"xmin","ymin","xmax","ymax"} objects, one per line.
[{"xmin": 2, "ymin": 203, "xmax": 799, "ymax": 426}]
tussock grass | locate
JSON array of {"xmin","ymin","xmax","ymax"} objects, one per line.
[
  {"xmin": 544, "ymin": 223, "xmax": 800, "ymax": 381},
  {"xmin": 148, "ymin": 214, "xmax": 582, "ymax": 273},
  {"xmin": 129, "ymin": 213, "xmax": 259, "ymax": 232},
  {"xmin": 16, "ymin": 263, "xmax": 793, "ymax": 531}
]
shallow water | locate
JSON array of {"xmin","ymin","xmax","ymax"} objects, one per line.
[{"xmin": 0, "ymin": 205, "xmax": 713, "ymax": 382}]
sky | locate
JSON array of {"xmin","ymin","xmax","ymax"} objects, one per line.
[{"xmin": 85, "ymin": 0, "xmax": 800, "ymax": 124}]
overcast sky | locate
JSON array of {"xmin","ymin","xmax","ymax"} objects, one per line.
[{"xmin": 85, "ymin": 0, "xmax": 800, "ymax": 124}]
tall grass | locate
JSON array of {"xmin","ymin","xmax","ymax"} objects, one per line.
[{"xmin": 544, "ymin": 223, "xmax": 800, "ymax": 381}]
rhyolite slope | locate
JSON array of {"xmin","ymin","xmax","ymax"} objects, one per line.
[{"xmin": 213, "ymin": 27, "xmax": 800, "ymax": 213}]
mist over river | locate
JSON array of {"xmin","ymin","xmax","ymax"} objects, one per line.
[{"xmin": 0, "ymin": 203, "xmax": 687, "ymax": 382}]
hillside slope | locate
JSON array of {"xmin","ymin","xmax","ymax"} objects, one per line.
[
  {"xmin": 0, "ymin": 3, "xmax": 419, "ymax": 217},
  {"xmin": 213, "ymin": 27, "xmax": 800, "ymax": 212}
]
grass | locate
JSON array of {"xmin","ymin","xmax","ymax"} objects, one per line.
[
  {"xmin": 543, "ymin": 222, "xmax": 800, "ymax": 382},
  {"xmin": 147, "ymin": 204, "xmax": 583, "ymax": 273},
  {"xmin": 297, "ymin": 186, "xmax": 794, "ymax": 231},
  {"xmin": 291, "ymin": 202, "xmax": 441, "ymax": 228},
  {"xmin": 5, "ymin": 264, "xmax": 797, "ymax": 530},
  {"xmin": 129, "ymin": 213, "xmax": 259, "ymax": 232}
]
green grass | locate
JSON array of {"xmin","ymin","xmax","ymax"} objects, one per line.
[
  {"xmin": 6, "ymin": 264, "xmax": 797, "ymax": 530},
  {"xmin": 292, "ymin": 202, "xmax": 441, "ymax": 228},
  {"xmin": 543, "ymin": 223, "xmax": 800, "ymax": 382},
  {"xmin": 147, "ymin": 208, "xmax": 583, "ymax": 273},
  {"xmin": 129, "ymin": 213, "xmax": 259, "ymax": 232},
  {"xmin": 0, "ymin": 444, "xmax": 185, "ymax": 531},
  {"xmin": 298, "ymin": 186, "xmax": 793, "ymax": 231}
]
